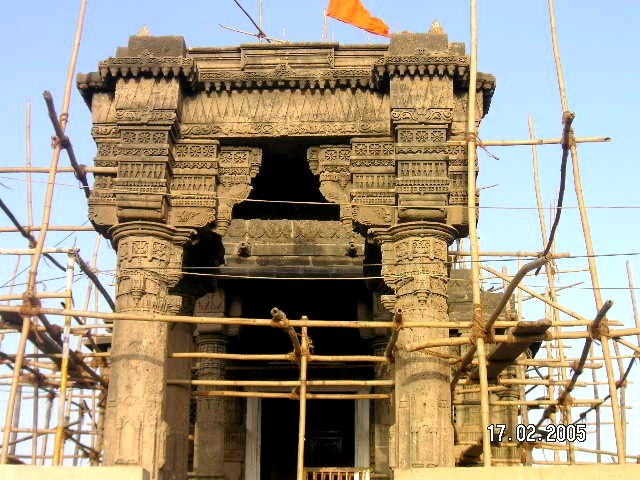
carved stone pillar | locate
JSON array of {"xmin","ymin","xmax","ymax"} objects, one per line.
[
  {"xmin": 165, "ymin": 294, "xmax": 195, "ymax": 480},
  {"xmin": 381, "ymin": 222, "xmax": 457, "ymax": 468},
  {"xmin": 193, "ymin": 333, "xmax": 227, "ymax": 480},
  {"xmin": 371, "ymin": 337, "xmax": 392, "ymax": 479},
  {"xmin": 192, "ymin": 290, "xmax": 231, "ymax": 480},
  {"xmin": 491, "ymin": 366, "xmax": 520, "ymax": 465},
  {"xmin": 103, "ymin": 222, "xmax": 191, "ymax": 480}
]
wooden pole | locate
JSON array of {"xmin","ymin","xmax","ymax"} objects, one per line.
[
  {"xmin": 465, "ymin": 0, "xmax": 492, "ymax": 466},
  {"xmin": 25, "ymin": 102, "xmax": 34, "ymax": 236},
  {"xmin": 529, "ymin": 116, "xmax": 574, "ymax": 462},
  {"xmin": 1, "ymin": 3, "xmax": 87, "ymax": 463},
  {"xmin": 53, "ymin": 253, "xmax": 75, "ymax": 465},
  {"xmin": 0, "ymin": 304, "xmax": 396, "ymax": 329},
  {"xmin": 547, "ymin": 0, "xmax": 625, "ymax": 462},
  {"xmin": 477, "ymin": 136, "xmax": 610, "ymax": 146},
  {"xmin": 297, "ymin": 325, "xmax": 309, "ymax": 480},
  {"xmin": 26, "ymin": 0, "xmax": 87, "ymax": 295},
  {"xmin": 170, "ymin": 379, "xmax": 393, "ymax": 387},
  {"xmin": 626, "ymin": 261, "xmax": 640, "ymax": 345},
  {"xmin": 0, "ymin": 312, "xmax": 33, "ymax": 463},
  {"xmin": 535, "ymin": 301, "xmax": 613, "ymax": 430}
]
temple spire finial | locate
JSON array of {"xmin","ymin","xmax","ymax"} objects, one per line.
[
  {"xmin": 138, "ymin": 25, "xmax": 151, "ymax": 36},
  {"xmin": 429, "ymin": 20, "xmax": 445, "ymax": 34}
]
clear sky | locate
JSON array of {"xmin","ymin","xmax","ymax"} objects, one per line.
[{"xmin": 0, "ymin": 0, "xmax": 639, "ymax": 463}]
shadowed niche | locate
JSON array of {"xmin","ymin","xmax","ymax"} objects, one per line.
[{"xmin": 232, "ymin": 141, "xmax": 340, "ymax": 221}]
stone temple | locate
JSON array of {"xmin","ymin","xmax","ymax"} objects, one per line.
[{"xmin": 75, "ymin": 24, "xmax": 514, "ymax": 480}]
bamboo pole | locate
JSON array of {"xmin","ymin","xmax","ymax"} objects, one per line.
[
  {"xmin": 31, "ymin": 378, "xmax": 39, "ymax": 463},
  {"xmin": 0, "ymin": 226, "xmax": 97, "ymax": 232},
  {"xmin": 193, "ymin": 390, "xmax": 390, "ymax": 400},
  {"xmin": 169, "ymin": 352, "xmax": 387, "ymax": 363},
  {"xmin": 39, "ymin": 393, "xmax": 54, "ymax": 464},
  {"xmin": 7, "ymin": 387, "xmax": 22, "ymax": 458},
  {"xmin": 464, "ymin": 0, "xmax": 492, "ymax": 467},
  {"xmin": 296, "ymin": 326, "xmax": 309, "ymax": 480},
  {"xmin": 1, "ymin": 3, "xmax": 89, "ymax": 463},
  {"xmin": 477, "ymin": 136, "xmax": 610, "ymax": 147},
  {"xmin": 535, "ymin": 301, "xmax": 613, "ymax": 432},
  {"xmin": 169, "ymin": 379, "xmax": 393, "ymax": 387},
  {"xmin": 0, "ymin": 247, "xmax": 78, "ymax": 255},
  {"xmin": 0, "ymin": 293, "xmax": 70, "ymax": 301},
  {"xmin": 0, "ymin": 304, "xmax": 396, "ymax": 329},
  {"xmin": 482, "ymin": 265, "xmax": 589, "ymax": 322},
  {"xmin": 53, "ymin": 253, "xmax": 75, "ymax": 465},
  {"xmin": 170, "ymin": 352, "xmax": 292, "ymax": 361},
  {"xmin": 26, "ymin": 0, "xmax": 87, "ymax": 296},
  {"xmin": 432, "ymin": 257, "xmax": 547, "ymax": 359},
  {"xmin": 0, "ymin": 166, "xmax": 115, "ymax": 174},
  {"xmin": 529, "ymin": 116, "xmax": 573, "ymax": 462},
  {"xmin": 626, "ymin": 261, "xmax": 640, "ymax": 345},
  {"xmin": 452, "ymin": 399, "xmax": 603, "ymax": 407},
  {"xmin": 0, "ymin": 310, "xmax": 33, "ymax": 463},
  {"xmin": 547, "ymin": 0, "xmax": 625, "ymax": 462}
]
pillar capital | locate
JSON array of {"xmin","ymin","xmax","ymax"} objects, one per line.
[{"xmin": 386, "ymin": 221, "xmax": 458, "ymax": 244}]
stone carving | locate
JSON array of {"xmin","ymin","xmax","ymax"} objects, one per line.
[
  {"xmin": 224, "ymin": 219, "xmax": 361, "ymax": 244},
  {"xmin": 79, "ymin": 26, "xmax": 497, "ymax": 478},
  {"xmin": 215, "ymin": 147, "xmax": 262, "ymax": 234},
  {"xmin": 181, "ymin": 88, "xmax": 390, "ymax": 138},
  {"xmin": 379, "ymin": 222, "xmax": 459, "ymax": 468}
]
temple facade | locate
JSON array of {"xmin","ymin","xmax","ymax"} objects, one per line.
[{"xmin": 77, "ymin": 24, "xmax": 501, "ymax": 480}]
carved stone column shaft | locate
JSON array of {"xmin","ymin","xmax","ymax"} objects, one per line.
[
  {"xmin": 372, "ymin": 338, "xmax": 392, "ymax": 478},
  {"xmin": 382, "ymin": 222, "xmax": 457, "ymax": 468},
  {"xmin": 193, "ymin": 333, "xmax": 227, "ymax": 480},
  {"xmin": 103, "ymin": 222, "xmax": 191, "ymax": 480}
]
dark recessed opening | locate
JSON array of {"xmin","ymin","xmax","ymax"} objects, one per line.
[{"xmin": 232, "ymin": 141, "xmax": 340, "ymax": 220}]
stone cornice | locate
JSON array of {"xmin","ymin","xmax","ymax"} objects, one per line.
[{"xmin": 78, "ymin": 35, "xmax": 496, "ymax": 113}]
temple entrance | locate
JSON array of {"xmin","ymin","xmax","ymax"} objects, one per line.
[{"xmin": 260, "ymin": 399, "xmax": 355, "ymax": 480}]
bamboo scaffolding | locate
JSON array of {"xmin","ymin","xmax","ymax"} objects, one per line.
[
  {"xmin": 534, "ymin": 301, "xmax": 613, "ymax": 432},
  {"xmin": 0, "ymin": 1, "xmax": 638, "ymax": 472},
  {"xmin": 547, "ymin": 0, "xmax": 626, "ymax": 462},
  {"xmin": 530, "ymin": 116, "xmax": 573, "ymax": 462}
]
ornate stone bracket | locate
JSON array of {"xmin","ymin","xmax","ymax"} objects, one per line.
[
  {"xmin": 307, "ymin": 145, "xmax": 352, "ymax": 227},
  {"xmin": 215, "ymin": 146, "xmax": 262, "ymax": 235}
]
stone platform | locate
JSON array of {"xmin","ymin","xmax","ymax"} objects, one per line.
[
  {"xmin": 396, "ymin": 464, "xmax": 640, "ymax": 480},
  {"xmin": 0, "ymin": 465, "xmax": 149, "ymax": 480}
]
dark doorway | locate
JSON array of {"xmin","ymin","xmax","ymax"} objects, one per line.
[
  {"xmin": 232, "ymin": 141, "xmax": 340, "ymax": 220},
  {"xmin": 260, "ymin": 399, "xmax": 355, "ymax": 480}
]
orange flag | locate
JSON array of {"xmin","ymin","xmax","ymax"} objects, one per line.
[{"xmin": 327, "ymin": 0, "xmax": 391, "ymax": 37}]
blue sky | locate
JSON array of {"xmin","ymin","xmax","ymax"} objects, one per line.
[{"xmin": 0, "ymin": 0, "xmax": 639, "ymax": 462}]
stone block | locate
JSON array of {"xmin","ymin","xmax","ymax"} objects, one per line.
[
  {"xmin": 388, "ymin": 32, "xmax": 449, "ymax": 55},
  {"xmin": 126, "ymin": 35, "xmax": 187, "ymax": 57},
  {"xmin": 395, "ymin": 465, "xmax": 640, "ymax": 480},
  {"xmin": 0, "ymin": 466, "xmax": 149, "ymax": 480}
]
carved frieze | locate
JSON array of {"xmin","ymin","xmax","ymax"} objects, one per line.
[
  {"xmin": 180, "ymin": 88, "xmax": 390, "ymax": 138},
  {"xmin": 391, "ymin": 108, "xmax": 453, "ymax": 123}
]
